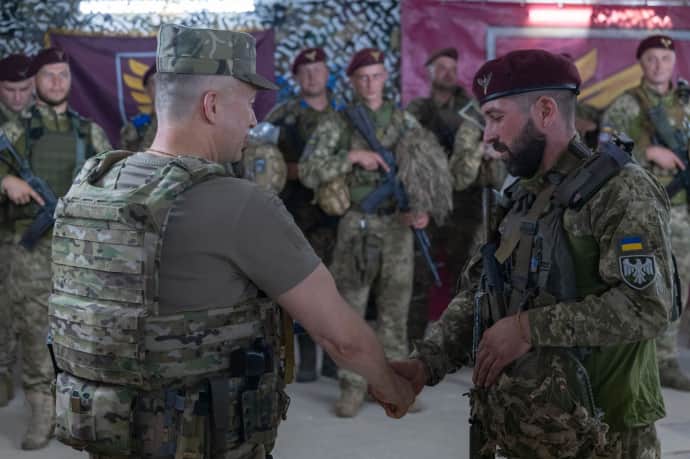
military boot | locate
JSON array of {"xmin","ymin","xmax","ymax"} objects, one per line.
[
  {"xmin": 21, "ymin": 391, "xmax": 55, "ymax": 450},
  {"xmin": 321, "ymin": 352, "xmax": 338, "ymax": 379},
  {"xmin": 334, "ymin": 386, "xmax": 365, "ymax": 418},
  {"xmin": 296, "ymin": 334, "xmax": 317, "ymax": 382},
  {"xmin": 0, "ymin": 373, "xmax": 14, "ymax": 407},
  {"xmin": 659, "ymin": 359, "xmax": 690, "ymax": 391}
]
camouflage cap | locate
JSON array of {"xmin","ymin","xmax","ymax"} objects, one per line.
[{"xmin": 156, "ymin": 24, "xmax": 277, "ymax": 91}]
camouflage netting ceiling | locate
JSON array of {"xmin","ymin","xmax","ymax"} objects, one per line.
[{"xmin": 0, "ymin": 0, "xmax": 401, "ymax": 102}]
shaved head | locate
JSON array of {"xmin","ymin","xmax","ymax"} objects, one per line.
[{"xmin": 155, "ymin": 73, "xmax": 241, "ymax": 122}]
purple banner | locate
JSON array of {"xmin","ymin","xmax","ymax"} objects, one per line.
[{"xmin": 47, "ymin": 30, "xmax": 276, "ymax": 147}]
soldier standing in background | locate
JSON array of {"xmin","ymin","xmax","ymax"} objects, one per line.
[
  {"xmin": 407, "ymin": 48, "xmax": 504, "ymax": 343},
  {"xmin": 601, "ymin": 34, "xmax": 690, "ymax": 391},
  {"xmin": 0, "ymin": 47, "xmax": 111, "ymax": 449},
  {"xmin": 119, "ymin": 63, "xmax": 157, "ymax": 151},
  {"xmin": 390, "ymin": 49, "xmax": 674, "ymax": 458},
  {"xmin": 0, "ymin": 53, "xmax": 35, "ymax": 408},
  {"xmin": 299, "ymin": 48, "xmax": 452, "ymax": 417},
  {"xmin": 264, "ymin": 48, "xmax": 342, "ymax": 381}
]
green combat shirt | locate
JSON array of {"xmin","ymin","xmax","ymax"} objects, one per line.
[
  {"xmin": 602, "ymin": 80, "xmax": 690, "ymax": 207},
  {"xmin": 414, "ymin": 147, "xmax": 673, "ymax": 432},
  {"xmin": 298, "ymin": 99, "xmax": 421, "ymax": 204},
  {"xmin": 0, "ymin": 104, "xmax": 112, "ymax": 236},
  {"xmin": 407, "ymin": 86, "xmax": 471, "ymax": 153}
]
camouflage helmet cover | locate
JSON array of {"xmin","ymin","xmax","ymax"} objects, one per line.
[{"xmin": 156, "ymin": 23, "xmax": 278, "ymax": 91}]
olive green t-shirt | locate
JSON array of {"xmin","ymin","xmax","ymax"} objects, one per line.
[{"xmin": 112, "ymin": 152, "xmax": 320, "ymax": 314}]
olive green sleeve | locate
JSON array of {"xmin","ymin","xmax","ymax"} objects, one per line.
[
  {"xmin": 601, "ymin": 93, "xmax": 649, "ymax": 166},
  {"xmin": 529, "ymin": 165, "xmax": 673, "ymax": 347},
  {"xmin": 450, "ymin": 121, "xmax": 484, "ymax": 191},
  {"xmin": 90, "ymin": 123, "xmax": 113, "ymax": 155}
]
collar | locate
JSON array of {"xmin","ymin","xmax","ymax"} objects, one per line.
[
  {"xmin": 519, "ymin": 140, "xmax": 584, "ymax": 195},
  {"xmin": 640, "ymin": 79, "xmax": 675, "ymax": 104}
]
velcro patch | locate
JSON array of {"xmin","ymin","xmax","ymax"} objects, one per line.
[{"xmin": 619, "ymin": 255, "xmax": 656, "ymax": 290}]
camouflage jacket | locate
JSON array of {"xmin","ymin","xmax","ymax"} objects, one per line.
[
  {"xmin": 407, "ymin": 86, "xmax": 471, "ymax": 153},
  {"xmin": 298, "ymin": 100, "xmax": 421, "ymax": 201},
  {"xmin": 415, "ymin": 146, "xmax": 673, "ymax": 429},
  {"xmin": 0, "ymin": 101, "xmax": 20, "ymax": 126},
  {"xmin": 265, "ymin": 93, "xmax": 343, "ymax": 163},
  {"xmin": 601, "ymin": 81, "xmax": 690, "ymax": 202},
  {"xmin": 119, "ymin": 112, "xmax": 157, "ymax": 152}
]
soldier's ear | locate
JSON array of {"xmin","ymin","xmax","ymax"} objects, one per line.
[
  {"xmin": 532, "ymin": 96, "xmax": 558, "ymax": 129},
  {"xmin": 200, "ymin": 90, "xmax": 219, "ymax": 125}
]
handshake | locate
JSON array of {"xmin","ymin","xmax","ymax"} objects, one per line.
[{"xmin": 368, "ymin": 359, "xmax": 430, "ymax": 419}]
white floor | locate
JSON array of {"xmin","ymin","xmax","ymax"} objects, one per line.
[{"xmin": 1, "ymin": 341, "xmax": 688, "ymax": 459}]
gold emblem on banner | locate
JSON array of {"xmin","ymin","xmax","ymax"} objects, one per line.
[{"xmin": 123, "ymin": 58, "xmax": 153, "ymax": 114}]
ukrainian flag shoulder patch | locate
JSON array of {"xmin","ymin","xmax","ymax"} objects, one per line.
[{"xmin": 620, "ymin": 236, "xmax": 644, "ymax": 252}]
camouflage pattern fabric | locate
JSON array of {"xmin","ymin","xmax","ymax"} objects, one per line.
[
  {"xmin": 406, "ymin": 86, "xmax": 472, "ymax": 152},
  {"xmin": 7, "ymin": 236, "xmax": 54, "ymax": 397},
  {"xmin": 264, "ymin": 94, "xmax": 342, "ymax": 263},
  {"xmin": 119, "ymin": 112, "xmax": 157, "ymax": 152},
  {"xmin": 414, "ymin": 148, "xmax": 673, "ymax": 451},
  {"xmin": 0, "ymin": 234, "xmax": 16, "ymax": 377},
  {"xmin": 241, "ymin": 142, "xmax": 287, "ymax": 194},
  {"xmin": 156, "ymin": 24, "xmax": 277, "ymax": 90},
  {"xmin": 600, "ymin": 423, "xmax": 660, "ymax": 459},
  {"xmin": 602, "ymin": 82, "xmax": 690, "ymax": 360},
  {"xmin": 332, "ymin": 210, "xmax": 414, "ymax": 391}
]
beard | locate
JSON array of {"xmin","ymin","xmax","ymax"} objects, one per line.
[
  {"xmin": 493, "ymin": 119, "xmax": 546, "ymax": 178},
  {"xmin": 431, "ymin": 80, "xmax": 456, "ymax": 92},
  {"xmin": 36, "ymin": 86, "xmax": 69, "ymax": 107}
]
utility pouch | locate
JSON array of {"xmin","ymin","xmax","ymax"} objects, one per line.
[{"xmin": 55, "ymin": 372, "xmax": 136, "ymax": 455}]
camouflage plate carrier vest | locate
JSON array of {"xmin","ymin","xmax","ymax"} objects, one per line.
[
  {"xmin": 472, "ymin": 140, "xmax": 632, "ymax": 458},
  {"xmin": 49, "ymin": 151, "xmax": 290, "ymax": 458}
]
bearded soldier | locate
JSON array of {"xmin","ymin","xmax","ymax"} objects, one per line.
[
  {"xmin": 263, "ymin": 47, "xmax": 343, "ymax": 382},
  {"xmin": 49, "ymin": 25, "xmax": 413, "ymax": 459},
  {"xmin": 0, "ymin": 47, "xmax": 111, "ymax": 450},
  {"xmin": 299, "ymin": 48, "xmax": 452, "ymax": 417},
  {"xmin": 389, "ymin": 50, "xmax": 673, "ymax": 458},
  {"xmin": 601, "ymin": 34, "xmax": 690, "ymax": 391},
  {"xmin": 0, "ymin": 53, "xmax": 35, "ymax": 408},
  {"xmin": 119, "ymin": 63, "xmax": 157, "ymax": 151}
]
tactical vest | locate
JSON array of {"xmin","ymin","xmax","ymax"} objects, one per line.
[
  {"xmin": 472, "ymin": 140, "xmax": 651, "ymax": 457},
  {"xmin": 49, "ymin": 151, "xmax": 289, "ymax": 457},
  {"xmin": 345, "ymin": 103, "xmax": 406, "ymax": 212},
  {"xmin": 627, "ymin": 85, "xmax": 689, "ymax": 206}
]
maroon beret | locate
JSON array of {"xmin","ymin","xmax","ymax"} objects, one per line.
[
  {"xmin": 0, "ymin": 53, "xmax": 34, "ymax": 82},
  {"xmin": 291, "ymin": 47, "xmax": 327, "ymax": 74},
  {"xmin": 636, "ymin": 35, "xmax": 675, "ymax": 59},
  {"xmin": 425, "ymin": 47, "xmax": 458, "ymax": 67},
  {"xmin": 29, "ymin": 47, "xmax": 69, "ymax": 75},
  {"xmin": 472, "ymin": 49, "xmax": 581, "ymax": 106},
  {"xmin": 346, "ymin": 48, "xmax": 385, "ymax": 76},
  {"xmin": 142, "ymin": 63, "xmax": 156, "ymax": 87}
]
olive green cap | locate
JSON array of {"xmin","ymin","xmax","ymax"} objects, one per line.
[{"xmin": 156, "ymin": 24, "xmax": 278, "ymax": 90}]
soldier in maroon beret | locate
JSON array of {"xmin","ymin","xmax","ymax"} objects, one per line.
[
  {"xmin": 390, "ymin": 49, "xmax": 673, "ymax": 457},
  {"xmin": 0, "ymin": 46, "xmax": 111, "ymax": 450},
  {"xmin": 300, "ymin": 47, "xmax": 454, "ymax": 418},
  {"xmin": 602, "ymin": 33, "xmax": 690, "ymax": 392},
  {"xmin": 264, "ymin": 46, "xmax": 343, "ymax": 383},
  {"xmin": 0, "ymin": 52, "xmax": 35, "ymax": 422},
  {"xmin": 0, "ymin": 54, "xmax": 35, "ymax": 125}
]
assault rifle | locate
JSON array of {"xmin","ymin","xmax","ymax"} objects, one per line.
[
  {"xmin": 0, "ymin": 130, "xmax": 58, "ymax": 250},
  {"xmin": 649, "ymin": 79, "xmax": 690, "ymax": 200},
  {"xmin": 345, "ymin": 105, "xmax": 441, "ymax": 286}
]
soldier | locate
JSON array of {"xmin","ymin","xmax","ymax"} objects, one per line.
[
  {"xmin": 601, "ymin": 34, "xmax": 690, "ymax": 391},
  {"xmin": 264, "ymin": 47, "xmax": 342, "ymax": 382},
  {"xmin": 299, "ymin": 48, "xmax": 452, "ymax": 417},
  {"xmin": 119, "ymin": 63, "xmax": 157, "ymax": 151},
  {"xmin": 388, "ymin": 49, "xmax": 674, "ymax": 458},
  {"xmin": 0, "ymin": 53, "xmax": 35, "ymax": 408},
  {"xmin": 0, "ymin": 47, "xmax": 111, "ymax": 450},
  {"xmin": 407, "ymin": 48, "xmax": 504, "ymax": 343},
  {"xmin": 49, "ymin": 25, "xmax": 413, "ymax": 459}
]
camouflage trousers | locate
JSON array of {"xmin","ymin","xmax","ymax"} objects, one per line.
[
  {"xmin": 331, "ymin": 210, "xmax": 413, "ymax": 390},
  {"xmin": 657, "ymin": 205, "xmax": 690, "ymax": 361},
  {"xmin": 89, "ymin": 442, "xmax": 268, "ymax": 459},
  {"xmin": 7, "ymin": 236, "xmax": 54, "ymax": 396},
  {"xmin": 0, "ymin": 232, "xmax": 16, "ymax": 376},
  {"xmin": 598, "ymin": 424, "xmax": 660, "ymax": 459},
  {"xmin": 408, "ymin": 189, "xmax": 483, "ymax": 345}
]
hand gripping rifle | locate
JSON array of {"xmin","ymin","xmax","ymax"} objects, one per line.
[
  {"xmin": 345, "ymin": 105, "xmax": 441, "ymax": 286},
  {"xmin": 0, "ymin": 130, "xmax": 58, "ymax": 250}
]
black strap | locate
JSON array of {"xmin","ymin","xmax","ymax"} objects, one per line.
[{"xmin": 207, "ymin": 376, "xmax": 230, "ymax": 454}]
